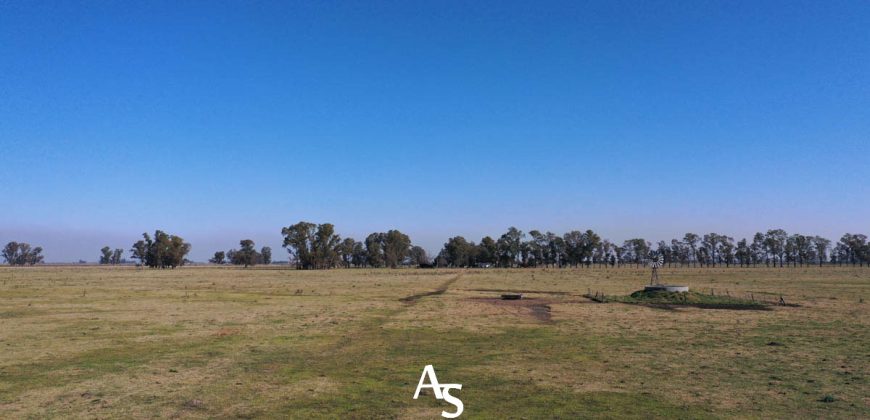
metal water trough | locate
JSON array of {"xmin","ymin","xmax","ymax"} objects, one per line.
[
  {"xmin": 644, "ymin": 285, "xmax": 689, "ymax": 292},
  {"xmin": 501, "ymin": 293, "xmax": 523, "ymax": 300}
]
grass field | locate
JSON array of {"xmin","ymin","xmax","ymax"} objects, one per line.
[{"xmin": 0, "ymin": 266, "xmax": 867, "ymax": 419}]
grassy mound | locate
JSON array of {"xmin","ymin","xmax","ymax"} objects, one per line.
[{"xmin": 594, "ymin": 290, "xmax": 769, "ymax": 310}]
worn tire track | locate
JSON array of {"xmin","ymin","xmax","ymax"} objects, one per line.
[{"xmin": 399, "ymin": 273, "xmax": 462, "ymax": 303}]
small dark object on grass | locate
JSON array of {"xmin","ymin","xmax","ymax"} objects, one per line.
[
  {"xmin": 820, "ymin": 395, "xmax": 836, "ymax": 403},
  {"xmin": 501, "ymin": 293, "xmax": 523, "ymax": 300},
  {"xmin": 767, "ymin": 341, "xmax": 783, "ymax": 346}
]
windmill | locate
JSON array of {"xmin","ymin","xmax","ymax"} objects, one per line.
[
  {"xmin": 649, "ymin": 254, "xmax": 664, "ymax": 285},
  {"xmin": 644, "ymin": 253, "xmax": 688, "ymax": 292}
]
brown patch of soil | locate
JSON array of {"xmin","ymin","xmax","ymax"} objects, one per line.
[{"xmin": 471, "ymin": 297, "xmax": 555, "ymax": 322}]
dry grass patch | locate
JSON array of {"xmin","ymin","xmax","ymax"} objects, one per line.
[{"xmin": 0, "ymin": 266, "xmax": 867, "ymax": 418}]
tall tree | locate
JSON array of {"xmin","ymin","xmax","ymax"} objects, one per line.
[
  {"xmin": 130, "ymin": 231, "xmax": 190, "ymax": 269},
  {"xmin": 670, "ymin": 239, "xmax": 686, "ymax": 267},
  {"xmin": 735, "ymin": 239, "xmax": 750, "ymax": 267},
  {"xmin": 442, "ymin": 236, "xmax": 475, "ymax": 267},
  {"xmin": 812, "ymin": 236, "xmax": 830, "ymax": 266},
  {"xmin": 364, "ymin": 232, "xmax": 385, "ymax": 268},
  {"xmin": 622, "ymin": 238, "xmax": 650, "ymax": 267},
  {"xmin": 382, "ymin": 230, "xmax": 411, "ymax": 268},
  {"xmin": 719, "ymin": 236, "xmax": 735, "ymax": 267},
  {"xmin": 701, "ymin": 233, "xmax": 720, "ymax": 266},
  {"xmin": 409, "ymin": 245, "xmax": 429, "ymax": 266},
  {"xmin": 683, "ymin": 233, "xmax": 700, "ymax": 267},
  {"xmin": 351, "ymin": 241, "xmax": 366, "ymax": 267},
  {"xmin": 497, "ymin": 227, "xmax": 524, "ymax": 267},
  {"xmin": 231, "ymin": 239, "xmax": 259, "ymax": 268},
  {"xmin": 581, "ymin": 230, "xmax": 602, "ymax": 266},
  {"xmin": 100, "ymin": 246, "xmax": 113, "ymax": 264},
  {"xmin": 2, "ymin": 242, "xmax": 44, "ymax": 266},
  {"xmin": 789, "ymin": 234, "xmax": 813, "ymax": 267},
  {"xmin": 751, "ymin": 232, "xmax": 766, "ymax": 266},
  {"xmin": 838, "ymin": 233, "xmax": 868, "ymax": 266},
  {"xmin": 476, "ymin": 236, "xmax": 498, "ymax": 267},
  {"xmin": 261, "ymin": 246, "xmax": 272, "ymax": 265},
  {"xmin": 111, "ymin": 248, "xmax": 124, "ymax": 265},
  {"xmin": 546, "ymin": 232, "xmax": 566, "ymax": 267},
  {"xmin": 764, "ymin": 229, "xmax": 788, "ymax": 267},
  {"xmin": 339, "ymin": 238, "xmax": 357, "ymax": 268},
  {"xmin": 130, "ymin": 240, "xmax": 148, "ymax": 266},
  {"xmin": 562, "ymin": 231, "xmax": 583, "ymax": 267},
  {"xmin": 209, "ymin": 251, "xmax": 226, "ymax": 265},
  {"xmin": 281, "ymin": 221, "xmax": 317, "ymax": 269},
  {"xmin": 313, "ymin": 223, "xmax": 341, "ymax": 269},
  {"xmin": 526, "ymin": 230, "xmax": 547, "ymax": 267}
]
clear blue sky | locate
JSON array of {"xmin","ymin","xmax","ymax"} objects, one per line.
[{"xmin": 1, "ymin": 1, "xmax": 868, "ymax": 262}]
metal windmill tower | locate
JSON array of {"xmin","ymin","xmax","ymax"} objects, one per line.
[{"xmin": 649, "ymin": 254, "xmax": 664, "ymax": 285}]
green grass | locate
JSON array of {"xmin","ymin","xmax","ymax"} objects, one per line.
[
  {"xmin": 0, "ymin": 266, "xmax": 867, "ymax": 418},
  {"xmin": 598, "ymin": 290, "xmax": 769, "ymax": 309}
]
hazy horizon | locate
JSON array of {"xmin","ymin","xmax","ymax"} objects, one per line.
[
  {"xmin": 2, "ymin": 223, "xmax": 864, "ymax": 263},
  {"xmin": 2, "ymin": 1, "xmax": 868, "ymax": 262}
]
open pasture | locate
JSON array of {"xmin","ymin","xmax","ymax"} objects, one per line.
[{"xmin": 0, "ymin": 266, "xmax": 867, "ymax": 418}]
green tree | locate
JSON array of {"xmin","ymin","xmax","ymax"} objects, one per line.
[
  {"xmin": 209, "ymin": 251, "xmax": 226, "ymax": 265},
  {"xmin": 812, "ymin": 236, "xmax": 830, "ymax": 266},
  {"xmin": 622, "ymin": 238, "xmax": 650, "ymax": 267},
  {"xmin": 497, "ymin": 227, "xmax": 524, "ymax": 267},
  {"xmin": 365, "ymin": 232, "xmax": 385, "ymax": 268},
  {"xmin": 281, "ymin": 221, "xmax": 317, "ymax": 269},
  {"xmin": 476, "ymin": 236, "xmax": 498, "ymax": 267},
  {"xmin": 719, "ymin": 236, "xmax": 735, "ymax": 267},
  {"xmin": 100, "ymin": 246, "xmax": 113, "ymax": 264},
  {"xmin": 764, "ymin": 229, "xmax": 788, "ymax": 267},
  {"xmin": 382, "ymin": 230, "xmax": 411, "ymax": 268},
  {"xmin": 351, "ymin": 241, "xmax": 367, "ymax": 267},
  {"xmin": 111, "ymin": 248, "xmax": 123, "ymax": 265},
  {"xmin": 130, "ymin": 231, "xmax": 190, "ymax": 269},
  {"xmin": 130, "ymin": 240, "xmax": 148, "ymax": 266},
  {"xmin": 313, "ymin": 223, "xmax": 341, "ymax": 269},
  {"xmin": 2, "ymin": 242, "xmax": 44, "ymax": 266},
  {"xmin": 701, "ymin": 233, "xmax": 720, "ymax": 266},
  {"xmin": 442, "ymin": 236, "xmax": 474, "ymax": 267},
  {"xmin": 261, "ymin": 246, "xmax": 272, "ymax": 265},
  {"xmin": 751, "ymin": 232, "xmax": 766, "ymax": 266},
  {"xmin": 409, "ymin": 246, "xmax": 429, "ymax": 266},
  {"xmin": 683, "ymin": 233, "xmax": 700, "ymax": 267},
  {"xmin": 231, "ymin": 239, "xmax": 259, "ymax": 268}
]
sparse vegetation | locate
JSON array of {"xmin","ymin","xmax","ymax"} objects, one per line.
[
  {"xmin": 0, "ymin": 266, "xmax": 867, "ymax": 418},
  {"xmin": 594, "ymin": 290, "xmax": 769, "ymax": 309}
]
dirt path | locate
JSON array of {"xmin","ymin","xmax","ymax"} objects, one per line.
[{"xmin": 399, "ymin": 273, "xmax": 462, "ymax": 303}]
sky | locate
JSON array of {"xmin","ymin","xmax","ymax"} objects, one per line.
[{"xmin": 1, "ymin": 0, "xmax": 868, "ymax": 262}]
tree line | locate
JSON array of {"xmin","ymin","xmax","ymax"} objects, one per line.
[
  {"xmin": 1, "ymin": 242, "xmax": 44, "ymax": 266},
  {"xmin": 3, "ymin": 226, "xmax": 869, "ymax": 268},
  {"xmin": 435, "ymin": 228, "xmax": 869, "ymax": 268},
  {"xmin": 99, "ymin": 247, "xmax": 125, "ymax": 265},
  {"xmin": 128, "ymin": 230, "xmax": 191, "ymax": 269},
  {"xmin": 278, "ymin": 222, "xmax": 427, "ymax": 269},
  {"xmin": 209, "ymin": 240, "xmax": 272, "ymax": 267}
]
